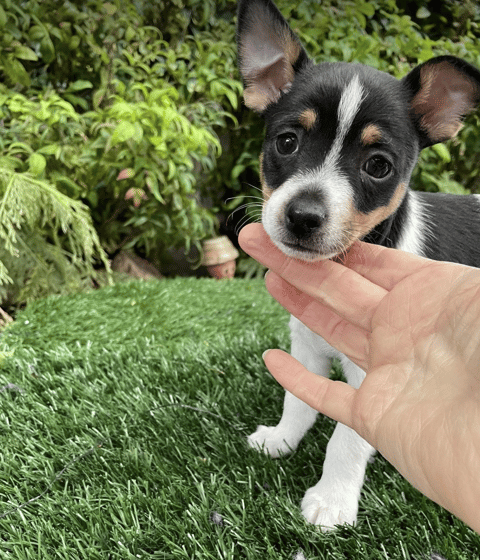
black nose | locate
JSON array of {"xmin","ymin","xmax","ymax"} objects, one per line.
[{"xmin": 285, "ymin": 194, "xmax": 327, "ymax": 238}]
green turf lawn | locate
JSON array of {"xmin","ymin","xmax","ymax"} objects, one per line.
[{"xmin": 0, "ymin": 277, "xmax": 478, "ymax": 559}]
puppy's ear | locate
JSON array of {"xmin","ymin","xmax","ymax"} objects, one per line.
[
  {"xmin": 403, "ymin": 55, "xmax": 480, "ymax": 148},
  {"xmin": 237, "ymin": 0, "xmax": 311, "ymax": 112}
]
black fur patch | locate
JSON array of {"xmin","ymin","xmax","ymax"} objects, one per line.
[{"xmin": 417, "ymin": 192, "xmax": 480, "ymax": 266}]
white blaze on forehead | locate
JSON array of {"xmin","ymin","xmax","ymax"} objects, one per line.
[
  {"xmin": 337, "ymin": 75, "xmax": 365, "ymax": 138},
  {"xmin": 309, "ymin": 75, "xmax": 365, "ymax": 189},
  {"xmin": 325, "ymin": 74, "xmax": 366, "ymax": 167},
  {"xmin": 297, "ymin": 75, "xmax": 365, "ymax": 250}
]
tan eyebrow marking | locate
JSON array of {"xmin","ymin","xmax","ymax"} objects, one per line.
[
  {"xmin": 361, "ymin": 124, "xmax": 382, "ymax": 145},
  {"xmin": 299, "ymin": 108, "xmax": 318, "ymax": 131}
]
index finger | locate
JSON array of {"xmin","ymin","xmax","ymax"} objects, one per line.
[
  {"xmin": 239, "ymin": 223, "xmax": 438, "ymax": 292},
  {"xmin": 263, "ymin": 349, "xmax": 356, "ymax": 428}
]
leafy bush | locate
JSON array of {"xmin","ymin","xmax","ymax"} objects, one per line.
[
  {"xmin": 0, "ymin": 0, "xmax": 241, "ymax": 303},
  {"xmin": 83, "ymin": 85, "xmax": 222, "ymax": 256},
  {"xmin": 0, "ymin": 169, "xmax": 109, "ymax": 305}
]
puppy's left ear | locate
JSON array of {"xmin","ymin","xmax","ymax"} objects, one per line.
[{"xmin": 403, "ymin": 55, "xmax": 480, "ymax": 148}]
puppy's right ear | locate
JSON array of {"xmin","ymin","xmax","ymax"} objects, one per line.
[{"xmin": 237, "ymin": 0, "xmax": 311, "ymax": 112}]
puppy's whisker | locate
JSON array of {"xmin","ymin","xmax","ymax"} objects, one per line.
[
  {"xmin": 236, "ymin": 211, "xmax": 262, "ymax": 229},
  {"xmin": 233, "ymin": 202, "xmax": 264, "ymax": 211},
  {"xmin": 227, "ymin": 203, "xmax": 263, "ymax": 227},
  {"xmin": 243, "ymin": 183, "xmax": 264, "ymax": 194},
  {"xmin": 234, "ymin": 212, "xmax": 262, "ymax": 236},
  {"xmin": 225, "ymin": 195, "xmax": 264, "ymax": 204}
]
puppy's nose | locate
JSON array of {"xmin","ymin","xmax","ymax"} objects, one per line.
[{"xmin": 285, "ymin": 195, "xmax": 327, "ymax": 238}]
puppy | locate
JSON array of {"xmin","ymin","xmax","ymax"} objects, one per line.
[{"xmin": 237, "ymin": 0, "xmax": 480, "ymax": 531}]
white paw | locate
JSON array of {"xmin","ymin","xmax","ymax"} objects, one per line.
[
  {"xmin": 247, "ymin": 425, "xmax": 298, "ymax": 458},
  {"xmin": 301, "ymin": 483, "xmax": 358, "ymax": 531}
]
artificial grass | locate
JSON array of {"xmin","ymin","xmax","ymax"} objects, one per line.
[{"xmin": 0, "ymin": 277, "xmax": 479, "ymax": 559}]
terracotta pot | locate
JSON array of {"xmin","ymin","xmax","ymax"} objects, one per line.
[{"xmin": 201, "ymin": 236, "xmax": 239, "ymax": 279}]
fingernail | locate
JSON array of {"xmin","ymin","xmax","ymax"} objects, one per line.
[
  {"xmin": 262, "ymin": 349, "xmax": 271, "ymax": 361},
  {"xmin": 242, "ymin": 236, "xmax": 259, "ymax": 251},
  {"xmin": 238, "ymin": 229, "xmax": 260, "ymax": 251}
]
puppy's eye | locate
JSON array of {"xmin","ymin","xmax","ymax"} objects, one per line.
[
  {"xmin": 276, "ymin": 133, "xmax": 298, "ymax": 155},
  {"xmin": 363, "ymin": 155, "xmax": 392, "ymax": 179}
]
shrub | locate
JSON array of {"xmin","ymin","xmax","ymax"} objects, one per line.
[
  {"xmin": 0, "ymin": 0, "xmax": 240, "ymax": 303},
  {"xmin": 0, "ymin": 169, "xmax": 109, "ymax": 305}
]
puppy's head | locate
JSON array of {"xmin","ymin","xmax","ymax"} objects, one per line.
[{"xmin": 237, "ymin": 0, "xmax": 480, "ymax": 260}]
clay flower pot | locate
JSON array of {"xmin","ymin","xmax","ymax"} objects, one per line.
[{"xmin": 201, "ymin": 236, "xmax": 239, "ymax": 279}]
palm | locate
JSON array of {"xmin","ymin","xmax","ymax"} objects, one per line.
[{"xmin": 350, "ymin": 262, "xmax": 480, "ymax": 508}]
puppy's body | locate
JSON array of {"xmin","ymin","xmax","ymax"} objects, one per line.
[{"xmin": 237, "ymin": 0, "xmax": 480, "ymax": 530}]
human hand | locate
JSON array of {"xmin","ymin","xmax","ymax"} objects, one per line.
[{"xmin": 239, "ymin": 223, "xmax": 480, "ymax": 533}]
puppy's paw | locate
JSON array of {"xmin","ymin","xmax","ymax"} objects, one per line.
[
  {"xmin": 247, "ymin": 425, "xmax": 297, "ymax": 458},
  {"xmin": 301, "ymin": 483, "xmax": 358, "ymax": 532}
]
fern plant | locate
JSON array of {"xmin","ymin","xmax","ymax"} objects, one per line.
[{"xmin": 0, "ymin": 169, "xmax": 111, "ymax": 306}]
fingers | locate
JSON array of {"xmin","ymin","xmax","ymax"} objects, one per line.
[
  {"xmin": 263, "ymin": 349, "xmax": 356, "ymax": 428},
  {"xmin": 239, "ymin": 224, "xmax": 387, "ymax": 331},
  {"xmin": 265, "ymin": 271, "xmax": 369, "ymax": 370},
  {"xmin": 239, "ymin": 223, "xmax": 435, "ymax": 293},
  {"xmin": 339, "ymin": 240, "xmax": 438, "ymax": 291}
]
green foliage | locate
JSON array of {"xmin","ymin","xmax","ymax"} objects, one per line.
[
  {"xmin": 83, "ymin": 85, "xmax": 221, "ymax": 255},
  {"xmin": 0, "ymin": 0, "xmax": 242, "ymax": 289},
  {"xmin": 0, "ymin": 169, "xmax": 109, "ymax": 306}
]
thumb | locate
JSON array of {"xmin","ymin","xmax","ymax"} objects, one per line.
[{"xmin": 263, "ymin": 349, "xmax": 356, "ymax": 428}]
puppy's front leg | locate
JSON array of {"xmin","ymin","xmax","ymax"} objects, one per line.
[
  {"xmin": 301, "ymin": 358, "xmax": 375, "ymax": 531},
  {"xmin": 248, "ymin": 317, "xmax": 330, "ymax": 457},
  {"xmin": 247, "ymin": 390, "xmax": 319, "ymax": 457},
  {"xmin": 301, "ymin": 421, "xmax": 375, "ymax": 530}
]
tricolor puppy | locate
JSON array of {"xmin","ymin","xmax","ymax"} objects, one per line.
[{"xmin": 237, "ymin": 0, "xmax": 480, "ymax": 531}]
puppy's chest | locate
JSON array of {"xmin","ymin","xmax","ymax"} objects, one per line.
[{"xmin": 289, "ymin": 315, "xmax": 343, "ymax": 362}]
